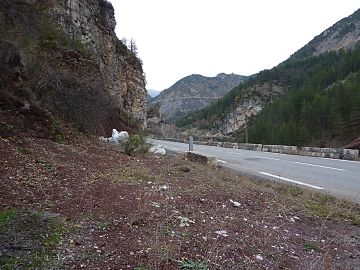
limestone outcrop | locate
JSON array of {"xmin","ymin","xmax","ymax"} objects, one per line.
[
  {"xmin": 215, "ymin": 82, "xmax": 284, "ymax": 135},
  {"xmin": 0, "ymin": 0, "xmax": 146, "ymax": 136},
  {"xmin": 49, "ymin": 0, "xmax": 146, "ymax": 127}
]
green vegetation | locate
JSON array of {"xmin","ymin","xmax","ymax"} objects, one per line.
[
  {"xmin": 178, "ymin": 258, "xmax": 208, "ymax": 270},
  {"xmin": 177, "ymin": 45, "xmax": 360, "ymax": 146},
  {"xmin": 133, "ymin": 267, "xmax": 148, "ymax": 270},
  {"xmin": 303, "ymin": 243, "xmax": 323, "ymax": 253},
  {"xmin": 0, "ymin": 3, "xmax": 90, "ymax": 57},
  {"xmin": 271, "ymin": 183, "xmax": 360, "ymax": 226},
  {"xmin": 0, "ymin": 209, "xmax": 66, "ymax": 269},
  {"xmin": 122, "ymin": 134, "xmax": 150, "ymax": 156},
  {"xmin": 40, "ymin": 27, "xmax": 90, "ymax": 56},
  {"xmin": 247, "ymin": 49, "xmax": 360, "ymax": 146}
]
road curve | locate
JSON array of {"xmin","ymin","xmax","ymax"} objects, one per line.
[{"xmin": 150, "ymin": 139, "xmax": 360, "ymax": 203}]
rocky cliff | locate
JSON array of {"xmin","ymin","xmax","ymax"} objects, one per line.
[
  {"xmin": 215, "ymin": 82, "xmax": 284, "ymax": 135},
  {"xmin": 149, "ymin": 73, "xmax": 247, "ymax": 122},
  {"xmin": 0, "ymin": 0, "xmax": 146, "ymax": 136}
]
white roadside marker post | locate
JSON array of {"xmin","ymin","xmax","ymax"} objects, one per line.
[{"xmin": 189, "ymin": 136, "xmax": 193, "ymax": 151}]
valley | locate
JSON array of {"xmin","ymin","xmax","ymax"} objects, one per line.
[{"xmin": 0, "ymin": 1, "xmax": 359, "ymax": 269}]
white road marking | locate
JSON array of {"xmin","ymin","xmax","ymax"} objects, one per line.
[
  {"xmin": 228, "ymin": 151, "xmax": 246, "ymax": 155},
  {"xmin": 225, "ymin": 151, "xmax": 280, "ymax": 161},
  {"xmin": 293, "ymin": 162, "xmax": 346, "ymax": 171},
  {"xmin": 259, "ymin": 172, "xmax": 324, "ymax": 190},
  {"xmin": 251, "ymin": 155, "xmax": 280, "ymax": 161},
  {"xmin": 321, "ymin": 157, "xmax": 359, "ymax": 163}
]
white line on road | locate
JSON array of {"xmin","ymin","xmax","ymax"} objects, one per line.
[
  {"xmin": 228, "ymin": 151, "xmax": 246, "ymax": 155},
  {"xmin": 251, "ymin": 155, "xmax": 280, "ymax": 161},
  {"xmin": 293, "ymin": 162, "xmax": 346, "ymax": 171},
  {"xmin": 321, "ymin": 157, "xmax": 359, "ymax": 163},
  {"xmin": 259, "ymin": 172, "xmax": 324, "ymax": 190}
]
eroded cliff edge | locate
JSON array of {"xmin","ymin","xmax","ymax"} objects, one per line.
[{"xmin": 0, "ymin": 0, "xmax": 146, "ymax": 137}]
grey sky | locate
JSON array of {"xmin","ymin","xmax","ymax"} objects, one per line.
[{"xmin": 110, "ymin": 0, "xmax": 359, "ymax": 91}]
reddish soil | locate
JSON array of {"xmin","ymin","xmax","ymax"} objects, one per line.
[
  {"xmin": 346, "ymin": 136, "xmax": 360, "ymax": 151},
  {"xmin": 0, "ymin": 136, "xmax": 360, "ymax": 269}
]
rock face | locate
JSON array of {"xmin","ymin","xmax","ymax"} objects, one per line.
[
  {"xmin": 49, "ymin": 0, "xmax": 146, "ymax": 126},
  {"xmin": 291, "ymin": 9, "xmax": 360, "ymax": 60},
  {"xmin": 215, "ymin": 82, "xmax": 284, "ymax": 135},
  {"xmin": 149, "ymin": 73, "xmax": 247, "ymax": 121},
  {"xmin": 0, "ymin": 0, "xmax": 146, "ymax": 136}
]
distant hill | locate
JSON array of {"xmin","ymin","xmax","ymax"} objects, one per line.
[
  {"xmin": 147, "ymin": 89, "xmax": 160, "ymax": 98},
  {"xmin": 177, "ymin": 9, "xmax": 360, "ymax": 148},
  {"xmin": 149, "ymin": 73, "xmax": 247, "ymax": 121}
]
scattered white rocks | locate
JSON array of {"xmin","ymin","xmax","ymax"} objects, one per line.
[
  {"xmin": 150, "ymin": 202, "xmax": 160, "ymax": 208},
  {"xmin": 255, "ymin": 254, "xmax": 264, "ymax": 261},
  {"xmin": 159, "ymin": 185, "xmax": 169, "ymax": 191},
  {"xmin": 215, "ymin": 230, "xmax": 228, "ymax": 237},
  {"xmin": 177, "ymin": 216, "xmax": 195, "ymax": 228},
  {"xmin": 229, "ymin": 199, "xmax": 241, "ymax": 207},
  {"xmin": 290, "ymin": 216, "xmax": 300, "ymax": 222},
  {"xmin": 99, "ymin": 129, "xmax": 129, "ymax": 144},
  {"xmin": 149, "ymin": 145, "xmax": 166, "ymax": 155}
]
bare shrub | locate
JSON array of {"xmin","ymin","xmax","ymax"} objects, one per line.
[{"xmin": 33, "ymin": 67, "xmax": 110, "ymax": 133}]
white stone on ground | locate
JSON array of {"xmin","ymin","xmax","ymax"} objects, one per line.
[{"xmin": 149, "ymin": 145, "xmax": 166, "ymax": 155}]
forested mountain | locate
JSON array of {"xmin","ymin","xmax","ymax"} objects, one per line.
[
  {"xmin": 177, "ymin": 9, "xmax": 360, "ymax": 149},
  {"xmin": 149, "ymin": 73, "xmax": 247, "ymax": 122}
]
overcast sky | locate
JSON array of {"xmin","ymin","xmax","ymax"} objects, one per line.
[{"xmin": 110, "ymin": 0, "xmax": 359, "ymax": 91}]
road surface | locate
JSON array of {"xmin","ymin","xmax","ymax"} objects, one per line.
[{"xmin": 150, "ymin": 139, "xmax": 360, "ymax": 203}]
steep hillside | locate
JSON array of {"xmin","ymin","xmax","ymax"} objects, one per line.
[
  {"xmin": 149, "ymin": 73, "xmax": 247, "ymax": 122},
  {"xmin": 290, "ymin": 9, "xmax": 360, "ymax": 60},
  {"xmin": 0, "ymin": 0, "xmax": 146, "ymax": 137},
  {"xmin": 177, "ymin": 9, "xmax": 360, "ymax": 148},
  {"xmin": 247, "ymin": 54, "xmax": 360, "ymax": 147}
]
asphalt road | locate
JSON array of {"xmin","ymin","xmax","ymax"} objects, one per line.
[{"xmin": 150, "ymin": 139, "xmax": 360, "ymax": 203}]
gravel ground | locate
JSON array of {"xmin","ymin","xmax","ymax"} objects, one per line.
[{"xmin": 1, "ymin": 136, "xmax": 359, "ymax": 269}]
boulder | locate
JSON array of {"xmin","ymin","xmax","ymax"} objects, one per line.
[
  {"xmin": 149, "ymin": 145, "xmax": 166, "ymax": 155},
  {"xmin": 111, "ymin": 129, "xmax": 129, "ymax": 144},
  {"xmin": 99, "ymin": 129, "xmax": 129, "ymax": 144}
]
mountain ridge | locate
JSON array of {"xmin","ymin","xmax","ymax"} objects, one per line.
[
  {"xmin": 176, "ymin": 9, "xmax": 360, "ymax": 149},
  {"xmin": 149, "ymin": 73, "xmax": 247, "ymax": 121},
  {"xmin": 290, "ymin": 8, "xmax": 360, "ymax": 61}
]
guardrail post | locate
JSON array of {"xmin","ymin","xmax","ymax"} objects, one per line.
[{"xmin": 189, "ymin": 136, "xmax": 193, "ymax": 151}]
